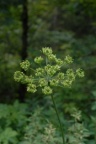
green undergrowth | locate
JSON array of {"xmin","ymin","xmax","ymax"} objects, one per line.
[{"xmin": 0, "ymin": 100, "xmax": 95, "ymax": 144}]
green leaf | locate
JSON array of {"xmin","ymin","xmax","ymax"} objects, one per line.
[{"xmin": 0, "ymin": 127, "xmax": 17, "ymax": 143}]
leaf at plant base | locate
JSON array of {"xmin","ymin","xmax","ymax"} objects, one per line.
[{"xmin": 0, "ymin": 127, "xmax": 17, "ymax": 144}]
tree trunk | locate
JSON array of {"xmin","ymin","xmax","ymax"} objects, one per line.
[{"xmin": 19, "ymin": 0, "xmax": 28, "ymax": 102}]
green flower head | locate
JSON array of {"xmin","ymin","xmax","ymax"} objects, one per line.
[
  {"xmin": 35, "ymin": 68, "xmax": 45, "ymax": 77},
  {"xmin": 39, "ymin": 78, "xmax": 48, "ymax": 87},
  {"xmin": 66, "ymin": 69, "xmax": 75, "ymax": 81},
  {"xmin": 20, "ymin": 60, "xmax": 30, "ymax": 71},
  {"xmin": 42, "ymin": 86, "xmax": 52, "ymax": 95},
  {"xmin": 47, "ymin": 54, "xmax": 57, "ymax": 61},
  {"xmin": 27, "ymin": 84, "xmax": 37, "ymax": 93},
  {"xmin": 61, "ymin": 79, "xmax": 72, "ymax": 87},
  {"xmin": 56, "ymin": 58, "xmax": 63, "ymax": 65},
  {"xmin": 24, "ymin": 75, "xmax": 34, "ymax": 84},
  {"xmin": 45, "ymin": 64, "xmax": 57, "ymax": 76},
  {"xmin": 65, "ymin": 55, "xmax": 73, "ymax": 64},
  {"xmin": 14, "ymin": 71, "xmax": 24, "ymax": 82},
  {"xmin": 42, "ymin": 47, "xmax": 52, "ymax": 56},
  {"xmin": 76, "ymin": 68, "xmax": 84, "ymax": 78},
  {"xmin": 34, "ymin": 56, "xmax": 43, "ymax": 64},
  {"xmin": 50, "ymin": 79, "xmax": 59, "ymax": 86},
  {"xmin": 57, "ymin": 72, "xmax": 64, "ymax": 80}
]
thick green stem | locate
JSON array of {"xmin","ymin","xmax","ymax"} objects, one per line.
[{"xmin": 51, "ymin": 95, "xmax": 65, "ymax": 144}]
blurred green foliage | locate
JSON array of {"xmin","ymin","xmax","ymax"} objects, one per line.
[
  {"xmin": 0, "ymin": 101, "xmax": 28, "ymax": 143},
  {"xmin": 0, "ymin": 0, "xmax": 96, "ymax": 143}
]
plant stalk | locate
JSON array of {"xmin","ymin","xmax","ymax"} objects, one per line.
[{"xmin": 51, "ymin": 95, "xmax": 65, "ymax": 144}]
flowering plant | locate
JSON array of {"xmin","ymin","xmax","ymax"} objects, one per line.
[
  {"xmin": 14, "ymin": 47, "xmax": 84, "ymax": 95},
  {"xmin": 14, "ymin": 47, "xmax": 84, "ymax": 144}
]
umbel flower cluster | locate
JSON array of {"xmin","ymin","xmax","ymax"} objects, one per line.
[{"xmin": 14, "ymin": 47, "xmax": 84, "ymax": 95}]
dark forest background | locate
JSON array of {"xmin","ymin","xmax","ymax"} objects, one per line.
[{"xmin": 0, "ymin": 0, "xmax": 96, "ymax": 143}]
